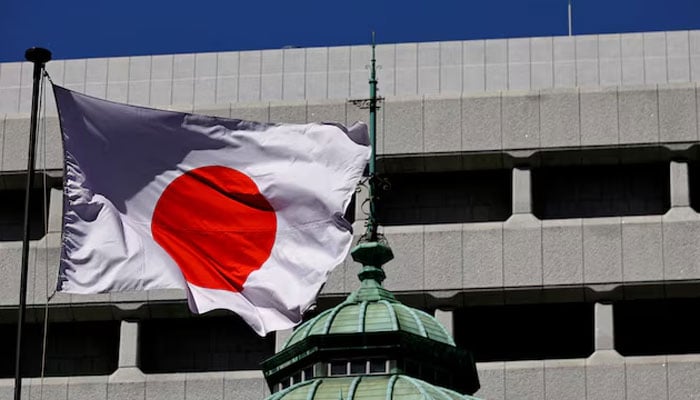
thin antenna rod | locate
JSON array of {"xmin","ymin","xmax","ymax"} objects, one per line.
[
  {"xmin": 367, "ymin": 32, "xmax": 378, "ymax": 241},
  {"xmin": 15, "ymin": 47, "xmax": 51, "ymax": 400},
  {"xmin": 568, "ymin": 0, "xmax": 573, "ymax": 36}
]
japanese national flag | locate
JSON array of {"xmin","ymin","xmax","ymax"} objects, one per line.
[{"xmin": 53, "ymin": 85, "xmax": 370, "ymax": 336}]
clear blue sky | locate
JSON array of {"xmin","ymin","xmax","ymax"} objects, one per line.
[{"xmin": 1, "ymin": 0, "xmax": 699, "ymax": 62}]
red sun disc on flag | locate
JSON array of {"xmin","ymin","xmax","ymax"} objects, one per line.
[{"xmin": 151, "ymin": 166, "xmax": 277, "ymax": 292}]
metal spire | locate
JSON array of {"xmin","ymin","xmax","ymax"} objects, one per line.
[
  {"xmin": 350, "ymin": 33, "xmax": 394, "ymax": 277},
  {"xmin": 367, "ymin": 31, "xmax": 379, "ymax": 241}
]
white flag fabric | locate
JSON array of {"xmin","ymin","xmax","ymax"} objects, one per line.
[{"xmin": 53, "ymin": 85, "xmax": 370, "ymax": 336}]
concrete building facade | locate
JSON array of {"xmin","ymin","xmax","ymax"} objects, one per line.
[{"xmin": 1, "ymin": 29, "xmax": 700, "ymax": 399}]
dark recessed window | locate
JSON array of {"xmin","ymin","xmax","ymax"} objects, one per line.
[
  {"xmin": 303, "ymin": 366, "xmax": 314, "ymax": 380},
  {"xmin": 615, "ymin": 298, "xmax": 700, "ymax": 356},
  {"xmin": 0, "ymin": 320, "xmax": 119, "ymax": 378},
  {"xmin": 689, "ymin": 162, "xmax": 700, "ymax": 213},
  {"xmin": 369, "ymin": 359, "xmax": 387, "ymax": 373},
  {"xmin": 349, "ymin": 360, "xmax": 365, "ymax": 374},
  {"xmin": 0, "ymin": 188, "xmax": 51, "ymax": 241},
  {"xmin": 376, "ymin": 170, "xmax": 511, "ymax": 225},
  {"xmin": 532, "ymin": 163, "xmax": 670, "ymax": 219},
  {"xmin": 330, "ymin": 361, "xmax": 347, "ymax": 376},
  {"xmin": 139, "ymin": 316, "xmax": 274, "ymax": 373},
  {"xmin": 454, "ymin": 303, "xmax": 594, "ymax": 362}
]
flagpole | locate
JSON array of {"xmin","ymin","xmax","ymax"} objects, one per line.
[
  {"xmin": 368, "ymin": 32, "xmax": 379, "ymax": 241},
  {"xmin": 568, "ymin": 0, "xmax": 573, "ymax": 36},
  {"xmin": 14, "ymin": 47, "xmax": 51, "ymax": 400}
]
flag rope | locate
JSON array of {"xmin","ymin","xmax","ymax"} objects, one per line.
[{"xmin": 38, "ymin": 71, "xmax": 51, "ymax": 398}]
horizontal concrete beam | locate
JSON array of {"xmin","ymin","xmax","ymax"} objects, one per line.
[
  {"xmin": 2, "ymin": 84, "xmax": 698, "ymax": 174},
  {"xmin": 325, "ymin": 208, "xmax": 700, "ymax": 296},
  {"xmin": 0, "ymin": 370, "xmax": 268, "ymax": 400},
  {"xmin": 1, "ymin": 354, "xmax": 697, "ymax": 400},
  {"xmin": 1, "ymin": 207, "xmax": 699, "ymax": 307},
  {"xmin": 476, "ymin": 353, "xmax": 700, "ymax": 400}
]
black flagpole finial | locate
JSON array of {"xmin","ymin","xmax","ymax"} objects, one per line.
[{"xmin": 25, "ymin": 47, "xmax": 52, "ymax": 64}]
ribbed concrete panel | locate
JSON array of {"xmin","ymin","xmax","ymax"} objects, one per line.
[
  {"xmin": 282, "ymin": 48, "xmax": 306, "ymax": 101},
  {"xmin": 667, "ymin": 355, "xmax": 700, "ymax": 399},
  {"xmin": 269, "ymin": 100, "xmax": 306, "ymax": 124},
  {"xmin": 621, "ymin": 216, "xmax": 664, "ymax": 282},
  {"xmin": 618, "ymin": 85, "xmax": 659, "ymax": 144},
  {"xmin": 504, "ymin": 361, "xmax": 544, "ymax": 400},
  {"xmin": 216, "ymin": 53, "xmax": 239, "ymax": 104},
  {"xmin": 580, "ymin": 86, "xmax": 619, "ymax": 146},
  {"xmin": 463, "ymin": 222, "xmax": 503, "ymax": 289},
  {"xmin": 383, "ymin": 97, "xmax": 422, "ymax": 154},
  {"xmin": 599, "ymin": 34, "xmax": 622, "ymax": 86},
  {"xmin": 0, "ymin": 242, "xmax": 22, "ymax": 305},
  {"xmin": 423, "ymin": 224, "xmax": 462, "ymax": 290},
  {"xmin": 576, "ymin": 35, "xmax": 599, "ymax": 86},
  {"xmin": 507, "ymin": 38, "xmax": 530, "ymax": 91},
  {"xmin": 585, "ymin": 352, "xmax": 626, "ymax": 400},
  {"xmin": 643, "ymin": 32, "xmax": 668, "ymax": 84},
  {"xmin": 28, "ymin": 378, "xmax": 68, "ymax": 400},
  {"xmin": 542, "ymin": 219, "xmax": 583, "ymax": 286},
  {"xmin": 224, "ymin": 373, "xmax": 270, "ymax": 400},
  {"xmin": 2, "ymin": 115, "xmax": 29, "ymax": 171},
  {"xmin": 662, "ymin": 208, "xmax": 700, "ymax": 280},
  {"xmin": 625, "ymin": 356, "xmax": 668, "ymax": 400},
  {"xmin": 108, "ymin": 379, "xmax": 146, "ymax": 400},
  {"xmin": 327, "ymin": 46, "xmax": 350, "ymax": 99},
  {"xmin": 539, "ymin": 88, "xmax": 580, "ymax": 148},
  {"xmin": 261, "ymin": 50, "xmax": 283, "ymax": 101},
  {"xmin": 230, "ymin": 101, "xmax": 269, "ymax": 122},
  {"xmin": 461, "ymin": 93, "xmax": 501, "ymax": 151},
  {"xmin": 543, "ymin": 359, "xmax": 586, "ymax": 400},
  {"xmin": 667, "ymin": 31, "xmax": 691, "ymax": 82},
  {"xmin": 531, "ymin": 37, "xmax": 554, "ymax": 90},
  {"xmin": 474, "ymin": 362, "xmax": 505, "ymax": 400},
  {"xmin": 440, "ymin": 41, "xmax": 463, "ymax": 93},
  {"xmin": 554, "ymin": 36, "xmax": 576, "ymax": 88},
  {"xmin": 418, "ymin": 42, "xmax": 440, "ymax": 95},
  {"xmin": 583, "ymin": 218, "xmax": 623, "ymax": 284},
  {"xmin": 67, "ymin": 376, "xmax": 108, "ymax": 400},
  {"xmin": 485, "ymin": 39, "xmax": 508, "ymax": 91},
  {"xmin": 375, "ymin": 44, "xmax": 396, "ymax": 97},
  {"xmin": 307, "ymin": 100, "xmax": 345, "ymax": 124},
  {"xmin": 423, "ymin": 94, "xmax": 460, "ymax": 152},
  {"xmin": 186, "ymin": 372, "xmax": 224, "ymax": 400},
  {"xmin": 238, "ymin": 51, "xmax": 261, "ymax": 102},
  {"xmin": 503, "ymin": 215, "xmax": 541, "ymax": 287},
  {"xmin": 395, "ymin": 43, "xmax": 418, "ymax": 96},
  {"xmin": 658, "ymin": 83, "xmax": 698, "ymax": 142},
  {"xmin": 501, "ymin": 92, "xmax": 539, "ymax": 150},
  {"xmin": 463, "ymin": 40, "xmax": 485, "ymax": 92},
  {"xmin": 146, "ymin": 374, "xmax": 185, "ymax": 400},
  {"xmin": 383, "ymin": 225, "xmax": 424, "ymax": 293}
]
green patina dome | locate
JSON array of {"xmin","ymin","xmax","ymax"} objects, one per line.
[
  {"xmin": 262, "ymin": 240, "xmax": 480, "ymax": 398},
  {"xmin": 284, "ymin": 241, "xmax": 453, "ymax": 349},
  {"xmin": 283, "ymin": 297, "xmax": 455, "ymax": 349},
  {"xmin": 267, "ymin": 375, "xmax": 480, "ymax": 400}
]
